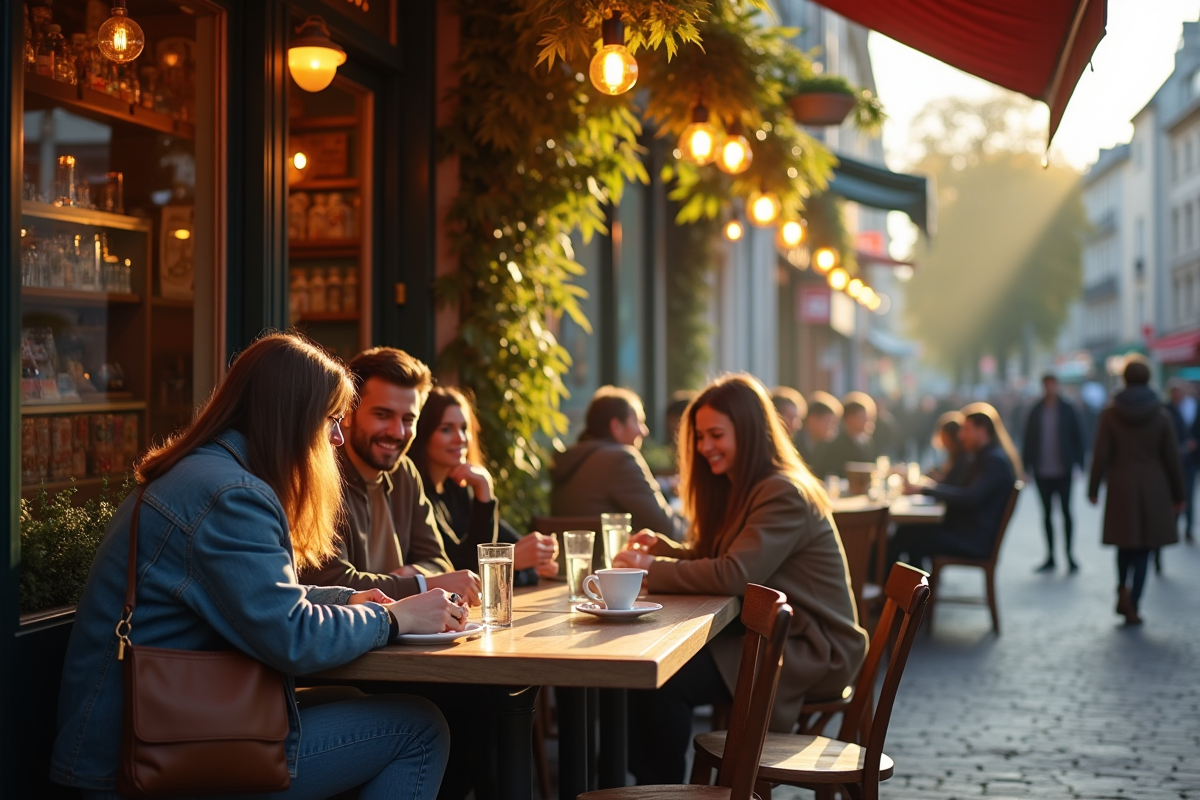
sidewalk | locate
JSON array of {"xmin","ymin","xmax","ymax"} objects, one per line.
[{"xmin": 780, "ymin": 484, "xmax": 1200, "ymax": 800}]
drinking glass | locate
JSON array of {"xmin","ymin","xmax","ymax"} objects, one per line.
[
  {"xmin": 562, "ymin": 530, "xmax": 595, "ymax": 603},
  {"xmin": 477, "ymin": 542, "xmax": 514, "ymax": 629},
  {"xmin": 825, "ymin": 474, "xmax": 841, "ymax": 501},
  {"xmin": 907, "ymin": 461, "xmax": 922, "ymax": 486},
  {"xmin": 600, "ymin": 512, "xmax": 632, "ymax": 569}
]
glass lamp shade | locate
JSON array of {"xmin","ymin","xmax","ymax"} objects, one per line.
[
  {"xmin": 590, "ymin": 47, "xmax": 638, "ymax": 95},
  {"xmin": 717, "ymin": 134, "xmax": 753, "ymax": 174},
  {"xmin": 288, "ymin": 16, "xmax": 346, "ymax": 92},
  {"xmin": 777, "ymin": 219, "xmax": 805, "ymax": 248},
  {"xmin": 679, "ymin": 104, "xmax": 721, "ymax": 166},
  {"xmin": 747, "ymin": 191, "xmax": 781, "ymax": 227},
  {"xmin": 98, "ymin": 5, "xmax": 145, "ymax": 63},
  {"xmin": 828, "ymin": 267, "xmax": 850, "ymax": 291}
]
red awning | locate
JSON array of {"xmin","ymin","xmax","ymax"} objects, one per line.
[
  {"xmin": 813, "ymin": 0, "xmax": 1107, "ymax": 145},
  {"xmin": 1151, "ymin": 329, "xmax": 1200, "ymax": 365}
]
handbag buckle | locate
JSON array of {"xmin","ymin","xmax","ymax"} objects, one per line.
[{"xmin": 115, "ymin": 605, "xmax": 133, "ymax": 661}]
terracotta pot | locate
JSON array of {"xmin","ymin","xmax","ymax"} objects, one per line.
[{"xmin": 788, "ymin": 91, "xmax": 856, "ymax": 127}]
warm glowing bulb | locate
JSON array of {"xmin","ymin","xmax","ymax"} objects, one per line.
[
  {"xmin": 778, "ymin": 220, "xmax": 805, "ymax": 248},
  {"xmin": 828, "ymin": 267, "xmax": 849, "ymax": 291},
  {"xmin": 98, "ymin": 4, "xmax": 145, "ymax": 63},
  {"xmin": 590, "ymin": 47, "xmax": 638, "ymax": 95},
  {"xmin": 288, "ymin": 16, "xmax": 347, "ymax": 92},
  {"xmin": 847, "ymin": 278, "xmax": 864, "ymax": 298},
  {"xmin": 747, "ymin": 191, "xmax": 781, "ymax": 227},
  {"xmin": 717, "ymin": 134, "xmax": 753, "ymax": 174},
  {"xmin": 173, "ymin": 229, "xmax": 191, "ymax": 240},
  {"xmin": 293, "ymin": 152, "xmax": 308, "ymax": 170},
  {"xmin": 858, "ymin": 287, "xmax": 876, "ymax": 306},
  {"xmin": 724, "ymin": 220, "xmax": 744, "ymax": 241},
  {"xmin": 813, "ymin": 247, "xmax": 837, "ymax": 273},
  {"xmin": 680, "ymin": 123, "xmax": 719, "ymax": 165}
]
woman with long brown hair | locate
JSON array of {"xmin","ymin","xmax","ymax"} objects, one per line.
[
  {"xmin": 52, "ymin": 333, "xmax": 458, "ymax": 799},
  {"xmin": 614, "ymin": 373, "xmax": 867, "ymax": 785}
]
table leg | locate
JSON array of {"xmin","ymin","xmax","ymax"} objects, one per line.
[
  {"xmin": 493, "ymin": 685, "xmax": 539, "ymax": 800},
  {"xmin": 597, "ymin": 688, "xmax": 628, "ymax": 788},
  {"xmin": 557, "ymin": 686, "xmax": 589, "ymax": 800}
]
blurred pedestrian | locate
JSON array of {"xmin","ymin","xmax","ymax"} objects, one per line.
[
  {"xmin": 1022, "ymin": 374, "xmax": 1086, "ymax": 574},
  {"xmin": 1087, "ymin": 358, "xmax": 1184, "ymax": 626},
  {"xmin": 1166, "ymin": 379, "xmax": 1198, "ymax": 544}
]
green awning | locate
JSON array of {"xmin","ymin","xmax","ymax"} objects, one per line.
[{"xmin": 828, "ymin": 154, "xmax": 934, "ymax": 236}]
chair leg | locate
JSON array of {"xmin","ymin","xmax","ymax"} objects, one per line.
[
  {"xmin": 532, "ymin": 690, "xmax": 552, "ymax": 799},
  {"xmin": 986, "ymin": 567, "xmax": 1000, "ymax": 635},
  {"xmin": 926, "ymin": 563, "xmax": 940, "ymax": 635},
  {"xmin": 753, "ymin": 779, "xmax": 773, "ymax": 799},
  {"xmin": 689, "ymin": 742, "xmax": 717, "ymax": 785}
]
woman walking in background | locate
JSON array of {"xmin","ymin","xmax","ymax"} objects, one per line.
[{"xmin": 1088, "ymin": 357, "xmax": 1184, "ymax": 626}]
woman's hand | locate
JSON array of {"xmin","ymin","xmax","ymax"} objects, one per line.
[
  {"xmin": 387, "ymin": 589, "xmax": 470, "ymax": 635},
  {"xmin": 448, "ymin": 463, "xmax": 494, "ymax": 503},
  {"xmin": 613, "ymin": 549, "xmax": 654, "ymax": 571},
  {"xmin": 347, "ymin": 588, "xmax": 396, "ymax": 606},
  {"xmin": 426, "ymin": 569, "xmax": 482, "ymax": 606},
  {"xmin": 515, "ymin": 531, "xmax": 559, "ymax": 574},
  {"xmin": 627, "ymin": 530, "xmax": 659, "ymax": 553}
]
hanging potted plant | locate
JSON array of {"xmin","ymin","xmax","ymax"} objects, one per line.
[{"xmin": 787, "ymin": 74, "xmax": 858, "ymax": 127}]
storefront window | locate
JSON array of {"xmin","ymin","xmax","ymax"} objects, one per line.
[{"xmin": 17, "ymin": 0, "xmax": 222, "ymax": 618}]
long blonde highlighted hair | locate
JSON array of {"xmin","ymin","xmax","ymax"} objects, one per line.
[
  {"xmin": 679, "ymin": 373, "xmax": 830, "ymax": 556},
  {"xmin": 960, "ymin": 401, "xmax": 1025, "ymax": 482},
  {"xmin": 136, "ymin": 333, "xmax": 354, "ymax": 569}
]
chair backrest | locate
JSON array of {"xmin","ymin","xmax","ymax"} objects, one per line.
[
  {"xmin": 530, "ymin": 515, "xmax": 604, "ymax": 574},
  {"xmin": 837, "ymin": 563, "xmax": 931, "ymax": 800},
  {"xmin": 984, "ymin": 481, "xmax": 1024, "ymax": 564},
  {"xmin": 831, "ymin": 505, "xmax": 889, "ymax": 622},
  {"xmin": 717, "ymin": 584, "xmax": 793, "ymax": 800}
]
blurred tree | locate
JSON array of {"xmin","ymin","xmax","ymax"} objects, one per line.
[{"xmin": 903, "ymin": 94, "xmax": 1086, "ymax": 382}]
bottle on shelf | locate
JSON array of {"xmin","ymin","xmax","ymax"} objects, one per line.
[
  {"xmin": 288, "ymin": 192, "xmax": 310, "ymax": 241},
  {"xmin": 289, "ymin": 268, "xmax": 309, "ymax": 322},
  {"xmin": 326, "ymin": 267, "xmax": 343, "ymax": 313},
  {"xmin": 307, "ymin": 193, "xmax": 328, "ymax": 240},
  {"xmin": 23, "ymin": 5, "xmax": 36, "ymax": 70},
  {"xmin": 308, "ymin": 268, "xmax": 327, "ymax": 313},
  {"xmin": 326, "ymin": 193, "xmax": 350, "ymax": 239},
  {"xmin": 36, "ymin": 23, "xmax": 62, "ymax": 79},
  {"xmin": 342, "ymin": 268, "xmax": 358, "ymax": 314},
  {"xmin": 49, "ymin": 25, "xmax": 75, "ymax": 84}
]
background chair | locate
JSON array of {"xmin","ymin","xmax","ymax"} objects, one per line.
[
  {"xmin": 579, "ymin": 584, "xmax": 793, "ymax": 800},
  {"xmin": 927, "ymin": 481, "xmax": 1023, "ymax": 634},
  {"xmin": 690, "ymin": 563, "xmax": 932, "ymax": 800}
]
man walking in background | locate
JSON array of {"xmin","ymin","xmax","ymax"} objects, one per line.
[
  {"xmin": 1166, "ymin": 379, "xmax": 1198, "ymax": 544},
  {"xmin": 1023, "ymin": 374, "xmax": 1085, "ymax": 573}
]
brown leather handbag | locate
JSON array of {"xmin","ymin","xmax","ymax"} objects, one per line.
[{"xmin": 115, "ymin": 488, "xmax": 291, "ymax": 797}]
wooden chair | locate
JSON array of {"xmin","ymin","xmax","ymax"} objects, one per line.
[
  {"xmin": 689, "ymin": 563, "xmax": 932, "ymax": 800},
  {"xmin": 579, "ymin": 584, "xmax": 793, "ymax": 800},
  {"xmin": 927, "ymin": 481, "xmax": 1023, "ymax": 635}
]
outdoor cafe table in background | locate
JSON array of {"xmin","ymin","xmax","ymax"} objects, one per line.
[
  {"xmin": 316, "ymin": 581, "xmax": 741, "ymax": 800},
  {"xmin": 833, "ymin": 493, "xmax": 946, "ymax": 525}
]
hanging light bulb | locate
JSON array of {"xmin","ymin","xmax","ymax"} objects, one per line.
[
  {"xmin": 679, "ymin": 105, "xmax": 721, "ymax": 166},
  {"xmin": 828, "ymin": 267, "xmax": 849, "ymax": 291},
  {"xmin": 287, "ymin": 148, "xmax": 310, "ymax": 185},
  {"xmin": 589, "ymin": 14, "xmax": 638, "ymax": 96},
  {"xmin": 846, "ymin": 278, "xmax": 864, "ymax": 299},
  {"xmin": 724, "ymin": 219, "xmax": 745, "ymax": 241},
  {"xmin": 857, "ymin": 286, "xmax": 876, "ymax": 307},
  {"xmin": 747, "ymin": 191, "xmax": 781, "ymax": 227},
  {"xmin": 716, "ymin": 123, "xmax": 753, "ymax": 174},
  {"xmin": 777, "ymin": 219, "xmax": 805, "ymax": 249},
  {"xmin": 288, "ymin": 16, "xmax": 347, "ymax": 92},
  {"xmin": 98, "ymin": 1, "xmax": 145, "ymax": 63},
  {"xmin": 813, "ymin": 247, "xmax": 838, "ymax": 274}
]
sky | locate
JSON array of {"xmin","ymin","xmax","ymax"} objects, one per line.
[{"xmin": 869, "ymin": 0, "xmax": 1200, "ymax": 172}]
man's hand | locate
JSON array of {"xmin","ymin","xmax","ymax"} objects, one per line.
[
  {"xmin": 347, "ymin": 588, "xmax": 396, "ymax": 605},
  {"xmin": 515, "ymin": 531, "xmax": 559, "ymax": 574},
  {"xmin": 426, "ymin": 569, "xmax": 482, "ymax": 606}
]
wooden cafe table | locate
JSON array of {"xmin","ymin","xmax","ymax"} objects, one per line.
[
  {"xmin": 833, "ymin": 492, "xmax": 946, "ymax": 525},
  {"xmin": 316, "ymin": 582, "xmax": 741, "ymax": 800}
]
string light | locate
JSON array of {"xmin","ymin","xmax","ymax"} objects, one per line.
[
  {"xmin": 288, "ymin": 16, "xmax": 346, "ymax": 92},
  {"xmin": 777, "ymin": 219, "xmax": 805, "ymax": 248},
  {"xmin": 724, "ymin": 220, "xmax": 744, "ymax": 241},
  {"xmin": 747, "ymin": 191, "xmax": 781, "ymax": 227},
  {"xmin": 98, "ymin": 1, "xmax": 145, "ymax": 63},
  {"xmin": 679, "ymin": 105, "xmax": 721, "ymax": 166},
  {"xmin": 828, "ymin": 267, "xmax": 849, "ymax": 291},
  {"xmin": 589, "ymin": 14, "xmax": 638, "ymax": 95},
  {"xmin": 716, "ymin": 124, "xmax": 753, "ymax": 174},
  {"xmin": 813, "ymin": 247, "xmax": 837, "ymax": 273},
  {"xmin": 846, "ymin": 278, "xmax": 864, "ymax": 299}
]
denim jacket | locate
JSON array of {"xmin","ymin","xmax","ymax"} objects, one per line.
[{"xmin": 51, "ymin": 431, "xmax": 393, "ymax": 790}]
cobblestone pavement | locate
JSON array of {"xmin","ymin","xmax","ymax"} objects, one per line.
[{"xmin": 775, "ymin": 484, "xmax": 1200, "ymax": 800}]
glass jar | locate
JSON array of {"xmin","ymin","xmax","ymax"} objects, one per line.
[
  {"xmin": 326, "ymin": 268, "xmax": 343, "ymax": 312},
  {"xmin": 289, "ymin": 268, "xmax": 309, "ymax": 322},
  {"xmin": 307, "ymin": 194, "xmax": 328, "ymax": 240},
  {"xmin": 342, "ymin": 269, "xmax": 358, "ymax": 313},
  {"xmin": 308, "ymin": 268, "xmax": 327, "ymax": 313},
  {"xmin": 36, "ymin": 23, "xmax": 64, "ymax": 79}
]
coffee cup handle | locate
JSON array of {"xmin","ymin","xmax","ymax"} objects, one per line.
[{"xmin": 583, "ymin": 574, "xmax": 604, "ymax": 604}]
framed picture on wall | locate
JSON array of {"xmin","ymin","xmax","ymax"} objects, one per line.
[{"xmin": 159, "ymin": 204, "xmax": 195, "ymax": 299}]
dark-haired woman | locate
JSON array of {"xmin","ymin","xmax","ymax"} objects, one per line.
[
  {"xmin": 613, "ymin": 373, "xmax": 867, "ymax": 785},
  {"xmin": 928, "ymin": 410, "xmax": 968, "ymax": 485},
  {"xmin": 551, "ymin": 385, "xmax": 685, "ymax": 537},
  {"xmin": 52, "ymin": 333, "xmax": 457, "ymax": 799},
  {"xmin": 409, "ymin": 386, "xmax": 559, "ymax": 581}
]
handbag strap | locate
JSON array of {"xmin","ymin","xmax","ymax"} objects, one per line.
[{"xmin": 116, "ymin": 487, "xmax": 147, "ymax": 660}]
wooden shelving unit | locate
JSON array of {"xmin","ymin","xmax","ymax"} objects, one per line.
[
  {"xmin": 24, "ymin": 72, "xmax": 195, "ymax": 139},
  {"xmin": 289, "ymin": 239, "xmax": 360, "ymax": 259},
  {"xmin": 23, "ymin": 287, "xmax": 141, "ymax": 306},
  {"xmin": 21, "ymin": 400, "xmax": 146, "ymax": 416}
]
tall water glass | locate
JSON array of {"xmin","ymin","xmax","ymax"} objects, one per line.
[
  {"xmin": 478, "ymin": 543, "xmax": 514, "ymax": 629},
  {"xmin": 600, "ymin": 512, "xmax": 632, "ymax": 569},
  {"xmin": 563, "ymin": 530, "xmax": 595, "ymax": 602}
]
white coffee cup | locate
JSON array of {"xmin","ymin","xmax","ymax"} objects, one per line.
[{"xmin": 583, "ymin": 568, "xmax": 646, "ymax": 610}]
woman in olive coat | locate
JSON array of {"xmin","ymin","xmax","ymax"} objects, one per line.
[{"xmin": 1087, "ymin": 358, "xmax": 1184, "ymax": 625}]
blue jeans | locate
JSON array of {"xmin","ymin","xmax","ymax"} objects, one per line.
[{"xmin": 83, "ymin": 694, "xmax": 449, "ymax": 800}]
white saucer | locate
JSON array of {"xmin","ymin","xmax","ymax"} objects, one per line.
[
  {"xmin": 574, "ymin": 601, "xmax": 663, "ymax": 620},
  {"xmin": 906, "ymin": 495, "xmax": 936, "ymax": 506},
  {"xmin": 392, "ymin": 622, "xmax": 484, "ymax": 645}
]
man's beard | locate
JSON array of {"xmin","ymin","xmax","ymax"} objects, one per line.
[{"xmin": 350, "ymin": 426, "xmax": 411, "ymax": 472}]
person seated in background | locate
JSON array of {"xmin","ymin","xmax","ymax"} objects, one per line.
[
  {"xmin": 821, "ymin": 391, "xmax": 880, "ymax": 476},
  {"xmin": 300, "ymin": 347, "xmax": 481, "ymax": 605},
  {"xmin": 613, "ymin": 374, "xmax": 866, "ymax": 786},
  {"xmin": 550, "ymin": 385, "xmax": 685, "ymax": 537},
  {"xmin": 927, "ymin": 410, "xmax": 968, "ymax": 485},
  {"xmin": 408, "ymin": 385, "xmax": 559, "ymax": 584},
  {"xmin": 796, "ymin": 390, "xmax": 843, "ymax": 477},
  {"xmin": 771, "ymin": 386, "xmax": 807, "ymax": 437},
  {"xmin": 665, "ymin": 390, "xmax": 697, "ymax": 451},
  {"xmin": 889, "ymin": 404, "xmax": 1021, "ymax": 569}
]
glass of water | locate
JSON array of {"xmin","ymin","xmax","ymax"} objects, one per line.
[
  {"xmin": 563, "ymin": 530, "xmax": 595, "ymax": 603},
  {"xmin": 600, "ymin": 512, "xmax": 632, "ymax": 569},
  {"xmin": 477, "ymin": 543, "xmax": 514, "ymax": 629},
  {"xmin": 825, "ymin": 474, "xmax": 841, "ymax": 501}
]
